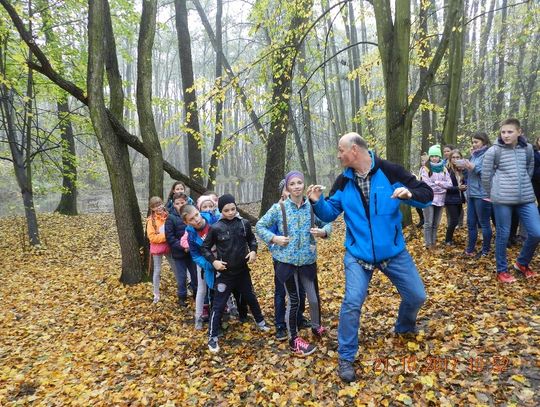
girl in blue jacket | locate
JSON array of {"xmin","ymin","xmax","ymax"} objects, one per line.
[{"xmin": 257, "ymin": 171, "xmax": 332, "ymax": 357}]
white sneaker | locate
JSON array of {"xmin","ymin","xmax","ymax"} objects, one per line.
[
  {"xmin": 208, "ymin": 337, "xmax": 220, "ymax": 353},
  {"xmin": 257, "ymin": 320, "xmax": 270, "ymax": 332},
  {"xmin": 153, "ymin": 294, "xmax": 160, "ymax": 304}
]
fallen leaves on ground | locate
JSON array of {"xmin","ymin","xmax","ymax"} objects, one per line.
[{"xmin": 0, "ymin": 213, "xmax": 538, "ymax": 405}]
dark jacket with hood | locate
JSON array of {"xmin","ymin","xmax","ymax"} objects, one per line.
[
  {"xmin": 165, "ymin": 208, "xmax": 191, "ymax": 259},
  {"xmin": 201, "ymin": 216, "xmax": 257, "ymax": 273}
]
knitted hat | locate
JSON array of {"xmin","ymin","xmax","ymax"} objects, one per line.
[
  {"xmin": 285, "ymin": 171, "xmax": 304, "ymax": 188},
  {"xmin": 428, "ymin": 145, "xmax": 442, "ymax": 158},
  {"xmin": 197, "ymin": 195, "xmax": 214, "ymax": 210},
  {"xmin": 278, "ymin": 179, "xmax": 286, "ymax": 194},
  {"xmin": 218, "ymin": 193, "xmax": 236, "ymax": 212}
]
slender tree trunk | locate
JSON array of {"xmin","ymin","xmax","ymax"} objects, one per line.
[
  {"xmin": 88, "ymin": 0, "xmax": 145, "ymax": 284},
  {"xmin": 103, "ymin": 0, "xmax": 123, "ymax": 122},
  {"xmin": 207, "ymin": 0, "xmax": 223, "ymax": 190},
  {"xmin": 137, "ymin": 0, "xmax": 164, "ymax": 197},
  {"xmin": 418, "ymin": 0, "xmax": 432, "ymax": 153},
  {"xmin": 347, "ymin": 2, "xmax": 361, "ymax": 134},
  {"xmin": 55, "ymin": 97, "xmax": 78, "ymax": 215},
  {"xmin": 321, "ymin": 0, "xmax": 345, "ymax": 137},
  {"xmin": 39, "ymin": 0, "xmax": 78, "ymax": 215},
  {"xmin": 493, "ymin": 0, "xmax": 508, "ymax": 131},
  {"xmin": 174, "ymin": 0, "xmax": 203, "ymax": 182},
  {"xmin": 442, "ymin": 0, "xmax": 465, "ymax": 145},
  {"xmin": 477, "ymin": 0, "xmax": 496, "ymax": 130},
  {"xmin": 298, "ymin": 42, "xmax": 316, "ymax": 184},
  {"xmin": 290, "ymin": 106, "xmax": 310, "ymax": 178}
]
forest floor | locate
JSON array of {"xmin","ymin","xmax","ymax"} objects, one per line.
[{"xmin": 0, "ymin": 213, "xmax": 538, "ymax": 406}]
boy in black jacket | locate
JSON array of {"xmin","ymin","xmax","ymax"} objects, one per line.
[{"xmin": 202, "ymin": 194, "xmax": 269, "ymax": 353}]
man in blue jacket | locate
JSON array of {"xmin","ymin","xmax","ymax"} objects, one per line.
[{"xmin": 307, "ymin": 132, "xmax": 433, "ymax": 383}]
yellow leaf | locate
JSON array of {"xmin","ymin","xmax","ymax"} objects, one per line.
[
  {"xmin": 511, "ymin": 374, "xmax": 527, "ymax": 384},
  {"xmin": 407, "ymin": 342, "xmax": 420, "ymax": 351},
  {"xmin": 419, "ymin": 375, "xmax": 434, "ymax": 388},
  {"xmin": 338, "ymin": 384, "xmax": 359, "ymax": 398},
  {"xmin": 396, "ymin": 393, "xmax": 413, "ymax": 405}
]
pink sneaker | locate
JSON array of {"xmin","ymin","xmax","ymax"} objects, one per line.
[{"xmin": 290, "ymin": 337, "xmax": 317, "ymax": 357}]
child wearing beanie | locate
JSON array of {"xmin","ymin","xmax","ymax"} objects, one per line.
[
  {"xmin": 201, "ymin": 194, "xmax": 270, "ymax": 353},
  {"xmin": 420, "ymin": 145, "xmax": 452, "ymax": 249}
]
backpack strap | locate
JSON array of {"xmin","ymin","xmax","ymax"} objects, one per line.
[
  {"xmin": 279, "ymin": 201, "xmax": 288, "ymax": 237},
  {"xmin": 493, "ymin": 145, "xmax": 502, "ymax": 170},
  {"xmin": 526, "ymin": 143, "xmax": 533, "ymax": 167}
]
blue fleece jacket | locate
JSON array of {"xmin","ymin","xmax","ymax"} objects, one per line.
[{"xmin": 312, "ymin": 154, "xmax": 433, "ymax": 263}]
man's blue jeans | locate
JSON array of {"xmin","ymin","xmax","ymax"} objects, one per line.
[
  {"xmin": 466, "ymin": 197, "xmax": 492, "ymax": 255},
  {"xmin": 338, "ymin": 250, "xmax": 426, "ymax": 362},
  {"xmin": 492, "ymin": 203, "xmax": 540, "ymax": 273}
]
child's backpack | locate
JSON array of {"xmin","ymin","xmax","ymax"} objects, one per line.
[{"xmin": 278, "ymin": 201, "xmax": 315, "ymax": 237}]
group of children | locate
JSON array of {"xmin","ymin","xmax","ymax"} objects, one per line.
[
  {"xmin": 418, "ymin": 118, "xmax": 540, "ymax": 283},
  {"xmin": 146, "ymin": 172, "xmax": 332, "ymax": 356}
]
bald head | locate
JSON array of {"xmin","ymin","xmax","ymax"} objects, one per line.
[{"xmin": 340, "ymin": 132, "xmax": 368, "ymax": 150}]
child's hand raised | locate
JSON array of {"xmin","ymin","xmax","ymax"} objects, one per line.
[{"xmin": 246, "ymin": 251, "xmax": 257, "ymax": 263}]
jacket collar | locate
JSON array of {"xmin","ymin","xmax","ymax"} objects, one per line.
[
  {"xmin": 343, "ymin": 150, "xmax": 379, "ymax": 179},
  {"xmin": 496, "ymin": 135, "xmax": 528, "ymax": 148}
]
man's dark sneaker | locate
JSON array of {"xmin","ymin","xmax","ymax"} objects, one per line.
[
  {"xmin": 338, "ymin": 359, "xmax": 356, "ymax": 383},
  {"xmin": 290, "ymin": 337, "xmax": 316, "ymax": 357},
  {"xmin": 208, "ymin": 337, "xmax": 219, "ymax": 353},
  {"xmin": 298, "ymin": 319, "xmax": 311, "ymax": 330},
  {"xmin": 177, "ymin": 297, "xmax": 188, "ymax": 307},
  {"xmin": 275, "ymin": 327, "xmax": 288, "ymax": 341}
]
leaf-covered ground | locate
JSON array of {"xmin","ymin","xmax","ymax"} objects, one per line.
[{"xmin": 0, "ymin": 213, "xmax": 538, "ymax": 406}]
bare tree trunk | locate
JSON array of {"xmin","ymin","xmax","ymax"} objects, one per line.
[
  {"xmin": 88, "ymin": 0, "xmax": 145, "ymax": 284},
  {"xmin": 0, "ymin": 84, "xmax": 41, "ymax": 245},
  {"xmin": 55, "ymin": 97, "xmax": 78, "ymax": 215},
  {"xmin": 174, "ymin": 0, "xmax": 203, "ymax": 183},
  {"xmin": 103, "ymin": 0, "xmax": 123, "ymax": 122},
  {"xmin": 492, "ymin": 0, "xmax": 507, "ymax": 131},
  {"xmin": 137, "ymin": 0, "xmax": 164, "ymax": 197},
  {"xmin": 39, "ymin": 0, "xmax": 78, "ymax": 215},
  {"xmin": 477, "ymin": 0, "xmax": 496, "ymax": 130},
  {"xmin": 298, "ymin": 42, "xmax": 316, "ymax": 184},
  {"xmin": 207, "ymin": 0, "xmax": 223, "ymax": 190},
  {"xmin": 418, "ymin": 0, "xmax": 432, "ymax": 153},
  {"xmin": 442, "ymin": 0, "xmax": 465, "ymax": 145}
]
